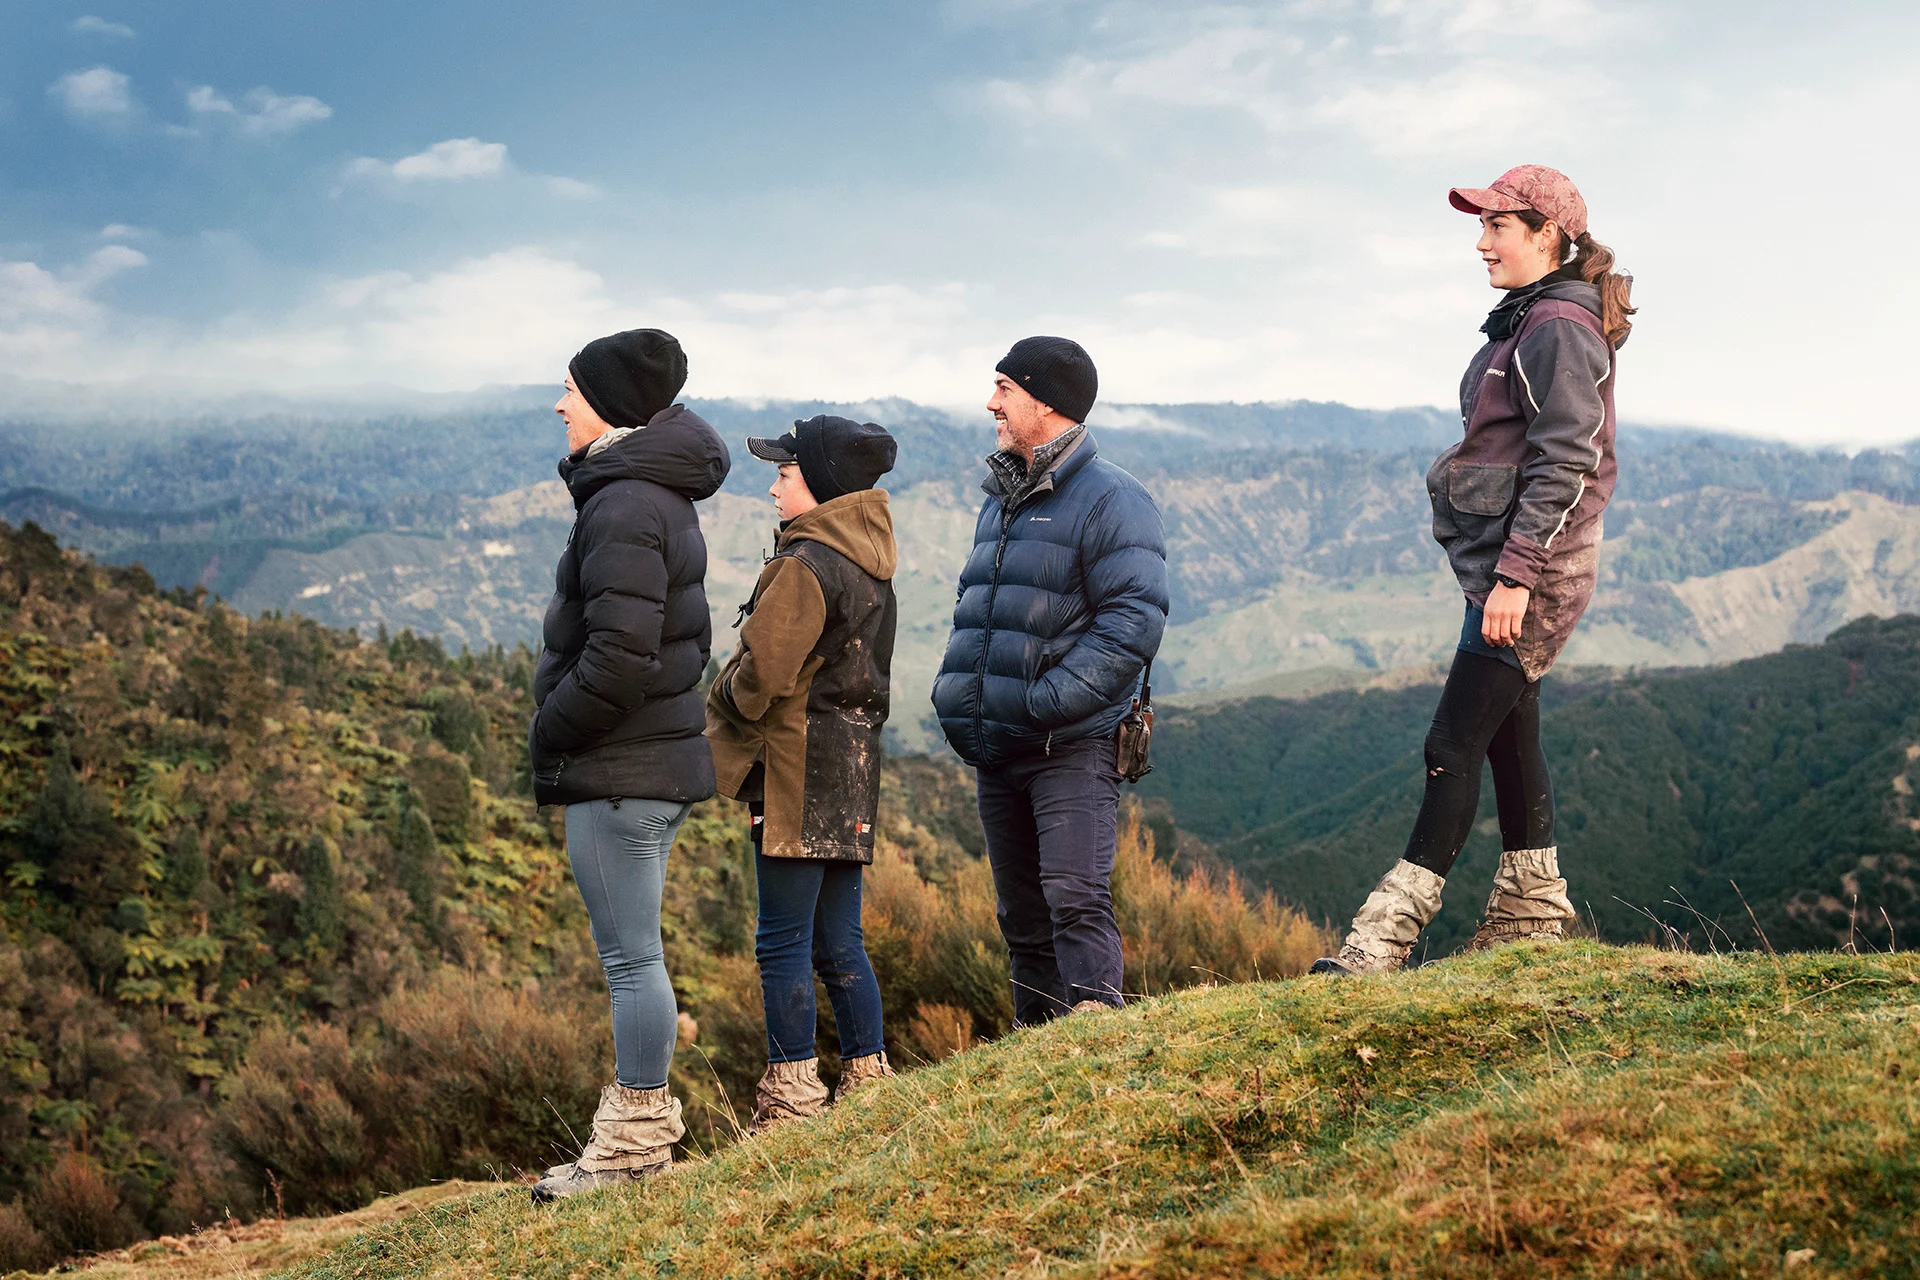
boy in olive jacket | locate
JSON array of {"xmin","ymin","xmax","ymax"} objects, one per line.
[{"xmin": 705, "ymin": 414, "xmax": 899, "ymax": 1129}]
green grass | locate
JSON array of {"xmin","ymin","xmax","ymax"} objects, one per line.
[{"xmin": 277, "ymin": 944, "xmax": 1920, "ymax": 1279}]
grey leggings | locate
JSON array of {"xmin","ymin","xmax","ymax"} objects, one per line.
[{"xmin": 565, "ymin": 797, "xmax": 692, "ymax": 1090}]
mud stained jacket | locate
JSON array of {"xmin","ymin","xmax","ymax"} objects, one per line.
[
  {"xmin": 1428, "ymin": 272, "xmax": 1617, "ymax": 680},
  {"xmin": 706, "ymin": 490, "xmax": 897, "ymax": 863},
  {"xmin": 530, "ymin": 405, "xmax": 730, "ymax": 806}
]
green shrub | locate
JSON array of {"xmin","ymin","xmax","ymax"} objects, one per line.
[
  {"xmin": 24, "ymin": 1151, "xmax": 137, "ymax": 1258},
  {"xmin": 374, "ymin": 970, "xmax": 609, "ymax": 1180},
  {"xmin": 216, "ymin": 1022, "xmax": 377, "ymax": 1215},
  {"xmin": 219, "ymin": 970, "xmax": 612, "ymax": 1214},
  {"xmin": 1111, "ymin": 800, "xmax": 1333, "ymax": 994},
  {"xmin": 0, "ymin": 1199, "xmax": 52, "ymax": 1273}
]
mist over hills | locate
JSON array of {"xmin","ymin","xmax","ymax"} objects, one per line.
[{"xmin": 5, "ymin": 391, "xmax": 1920, "ymax": 749}]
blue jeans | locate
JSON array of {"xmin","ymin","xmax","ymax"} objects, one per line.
[
  {"xmin": 1459, "ymin": 602, "xmax": 1525, "ymax": 671},
  {"xmin": 976, "ymin": 735, "xmax": 1125, "ymax": 1025},
  {"xmin": 566, "ymin": 797, "xmax": 692, "ymax": 1090},
  {"xmin": 755, "ymin": 855, "xmax": 885, "ymax": 1064}
]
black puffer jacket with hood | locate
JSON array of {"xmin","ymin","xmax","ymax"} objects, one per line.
[{"xmin": 530, "ymin": 405, "xmax": 731, "ymax": 806}]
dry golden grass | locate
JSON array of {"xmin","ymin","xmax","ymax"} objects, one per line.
[{"xmin": 14, "ymin": 1182, "xmax": 490, "ymax": 1280}]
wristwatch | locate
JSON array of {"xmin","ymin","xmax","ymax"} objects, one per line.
[{"xmin": 1495, "ymin": 574, "xmax": 1526, "ymax": 590}]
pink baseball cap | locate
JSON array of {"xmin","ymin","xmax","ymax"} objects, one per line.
[{"xmin": 1449, "ymin": 164, "xmax": 1587, "ymax": 240}]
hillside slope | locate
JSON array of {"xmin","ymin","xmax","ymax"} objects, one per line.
[
  {"xmin": 278, "ymin": 944, "xmax": 1920, "ymax": 1280},
  {"xmin": 0, "ymin": 520, "xmax": 1323, "ymax": 1272}
]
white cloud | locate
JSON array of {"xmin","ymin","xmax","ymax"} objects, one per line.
[
  {"xmin": 0, "ymin": 246, "xmax": 1000, "ymax": 403},
  {"xmin": 1311, "ymin": 64, "xmax": 1596, "ymax": 158},
  {"xmin": 71, "ymin": 15, "xmax": 136, "ymax": 39},
  {"xmin": 545, "ymin": 175, "xmax": 600, "ymax": 200},
  {"xmin": 351, "ymin": 137, "xmax": 511, "ymax": 182},
  {"xmin": 230, "ymin": 255, "xmax": 994, "ymax": 402},
  {"xmin": 979, "ymin": 0, "xmax": 1635, "ymax": 156},
  {"xmin": 49, "ymin": 66, "xmax": 134, "ymax": 121},
  {"xmin": 0, "ymin": 246, "xmax": 148, "ymax": 365},
  {"xmin": 187, "ymin": 85, "xmax": 333, "ymax": 137},
  {"xmin": 100, "ymin": 223, "xmax": 150, "ymax": 239}
]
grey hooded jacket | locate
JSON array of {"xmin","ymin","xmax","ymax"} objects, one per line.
[{"xmin": 1427, "ymin": 271, "xmax": 1617, "ymax": 679}]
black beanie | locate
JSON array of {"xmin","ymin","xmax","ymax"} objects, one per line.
[
  {"xmin": 747, "ymin": 416, "xmax": 897, "ymax": 503},
  {"xmin": 568, "ymin": 328, "xmax": 688, "ymax": 429},
  {"xmin": 995, "ymin": 336, "xmax": 1097, "ymax": 424},
  {"xmin": 797, "ymin": 416, "xmax": 897, "ymax": 502}
]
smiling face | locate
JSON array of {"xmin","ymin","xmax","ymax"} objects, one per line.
[
  {"xmin": 988, "ymin": 373, "xmax": 1070, "ymax": 460},
  {"xmin": 555, "ymin": 375, "xmax": 612, "ymax": 454},
  {"xmin": 770, "ymin": 463, "xmax": 817, "ymax": 521},
  {"xmin": 1477, "ymin": 211, "xmax": 1562, "ymax": 290}
]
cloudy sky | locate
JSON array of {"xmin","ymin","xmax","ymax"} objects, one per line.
[{"xmin": 2, "ymin": 1, "xmax": 1915, "ymax": 443}]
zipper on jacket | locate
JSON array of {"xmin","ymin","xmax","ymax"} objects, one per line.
[
  {"xmin": 973, "ymin": 505, "xmax": 1017, "ymax": 755},
  {"xmin": 1045, "ymin": 731, "xmax": 1053, "ymax": 757}
]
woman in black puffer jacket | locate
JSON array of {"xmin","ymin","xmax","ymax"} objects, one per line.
[{"xmin": 526, "ymin": 328, "xmax": 730, "ymax": 1203}]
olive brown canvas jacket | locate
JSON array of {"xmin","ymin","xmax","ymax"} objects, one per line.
[{"xmin": 705, "ymin": 489, "xmax": 897, "ymax": 862}]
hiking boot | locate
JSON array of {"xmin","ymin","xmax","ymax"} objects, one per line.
[
  {"xmin": 751, "ymin": 1057, "xmax": 828, "ymax": 1132},
  {"xmin": 1309, "ymin": 860, "xmax": 1445, "ymax": 976},
  {"xmin": 530, "ymin": 1159, "xmax": 670, "ymax": 1204},
  {"xmin": 530, "ymin": 1081, "xmax": 682, "ymax": 1204},
  {"xmin": 832, "ymin": 1051, "xmax": 895, "ymax": 1104},
  {"xmin": 1467, "ymin": 846, "xmax": 1574, "ymax": 950}
]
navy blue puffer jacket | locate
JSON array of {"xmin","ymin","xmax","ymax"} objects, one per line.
[{"xmin": 932, "ymin": 434, "xmax": 1168, "ymax": 767}]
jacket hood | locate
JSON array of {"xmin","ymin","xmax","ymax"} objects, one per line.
[
  {"xmin": 559, "ymin": 404, "xmax": 731, "ymax": 506},
  {"xmin": 1482, "ymin": 268, "xmax": 1601, "ymax": 338},
  {"xmin": 777, "ymin": 489, "xmax": 896, "ymax": 579}
]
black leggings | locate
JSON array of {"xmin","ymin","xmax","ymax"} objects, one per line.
[{"xmin": 1402, "ymin": 650, "xmax": 1554, "ymax": 878}]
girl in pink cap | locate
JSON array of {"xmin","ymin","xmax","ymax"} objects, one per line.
[{"xmin": 1313, "ymin": 165, "xmax": 1636, "ymax": 975}]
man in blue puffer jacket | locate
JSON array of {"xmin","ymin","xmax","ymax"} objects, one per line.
[{"xmin": 932, "ymin": 336, "xmax": 1168, "ymax": 1025}]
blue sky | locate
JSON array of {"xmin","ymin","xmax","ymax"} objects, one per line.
[{"xmin": 3, "ymin": 1, "xmax": 1916, "ymax": 443}]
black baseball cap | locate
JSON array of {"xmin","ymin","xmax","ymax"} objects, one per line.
[{"xmin": 746, "ymin": 415, "xmax": 897, "ymax": 502}]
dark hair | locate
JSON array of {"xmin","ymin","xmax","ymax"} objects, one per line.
[{"xmin": 1516, "ymin": 209, "xmax": 1635, "ymax": 347}]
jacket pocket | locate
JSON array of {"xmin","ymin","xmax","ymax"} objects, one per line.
[{"xmin": 1449, "ymin": 463, "xmax": 1518, "ymax": 518}]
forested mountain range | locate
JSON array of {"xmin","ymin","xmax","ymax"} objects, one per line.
[
  {"xmin": 6, "ymin": 392, "xmax": 1920, "ymax": 749},
  {"xmin": 1140, "ymin": 614, "xmax": 1920, "ymax": 958}
]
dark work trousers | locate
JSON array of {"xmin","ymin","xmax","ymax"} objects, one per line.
[
  {"xmin": 750, "ymin": 803, "xmax": 886, "ymax": 1065},
  {"xmin": 975, "ymin": 735, "xmax": 1125, "ymax": 1025},
  {"xmin": 1402, "ymin": 648, "xmax": 1555, "ymax": 878}
]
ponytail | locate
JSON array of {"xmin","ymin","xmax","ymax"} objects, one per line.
[
  {"xmin": 1516, "ymin": 209, "xmax": 1636, "ymax": 347},
  {"xmin": 1571, "ymin": 231, "xmax": 1635, "ymax": 348}
]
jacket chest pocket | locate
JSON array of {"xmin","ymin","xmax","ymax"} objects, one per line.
[{"xmin": 1449, "ymin": 463, "xmax": 1518, "ymax": 517}]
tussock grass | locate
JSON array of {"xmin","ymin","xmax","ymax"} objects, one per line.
[{"xmin": 276, "ymin": 944, "xmax": 1920, "ymax": 1279}]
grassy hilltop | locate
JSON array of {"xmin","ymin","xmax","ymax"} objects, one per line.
[
  {"xmin": 0, "ymin": 519, "xmax": 1322, "ymax": 1273},
  {"xmin": 256, "ymin": 943, "xmax": 1920, "ymax": 1280}
]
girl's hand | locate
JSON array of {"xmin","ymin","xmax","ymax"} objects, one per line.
[{"xmin": 1483, "ymin": 582, "xmax": 1530, "ymax": 646}]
